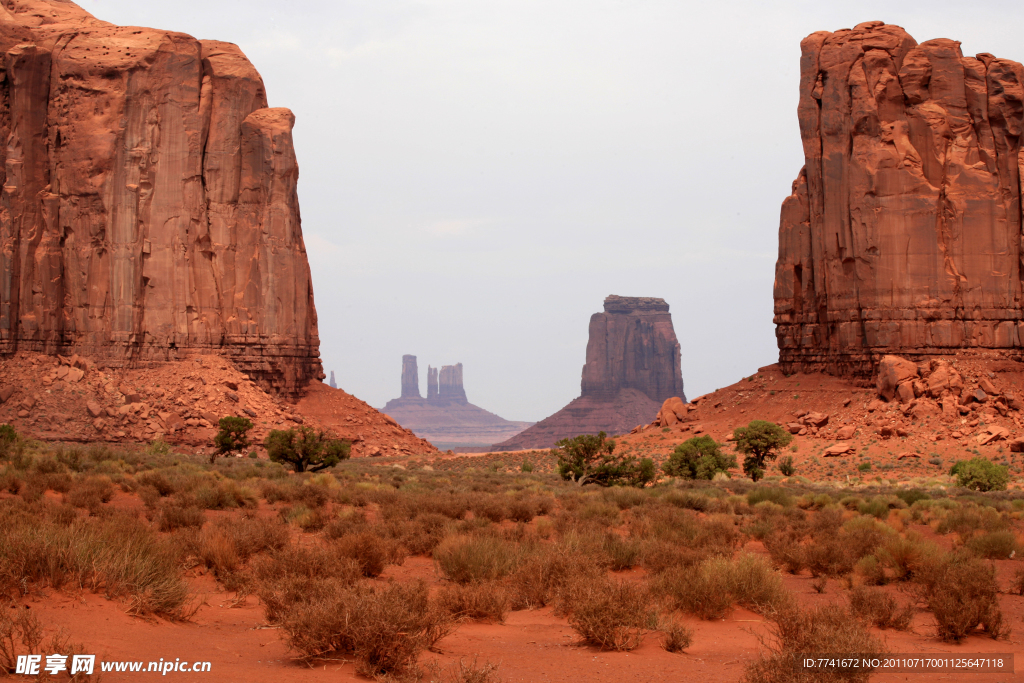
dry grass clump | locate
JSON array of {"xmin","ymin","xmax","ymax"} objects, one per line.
[
  {"xmin": 660, "ymin": 618, "xmax": 694, "ymax": 653},
  {"xmin": 936, "ymin": 504, "xmax": 1007, "ymax": 540},
  {"xmin": 509, "ymin": 542, "xmax": 605, "ymax": 609},
  {"xmin": 918, "ymin": 552, "xmax": 1006, "ymax": 641},
  {"xmin": 277, "ymin": 579, "xmax": 452, "ymax": 677},
  {"xmin": 156, "ymin": 501, "xmax": 206, "ymax": 532},
  {"xmin": 426, "ymin": 658, "xmax": 504, "ymax": 683},
  {"xmin": 177, "ymin": 514, "xmax": 288, "ymax": 576},
  {"xmin": 632, "ymin": 507, "xmax": 739, "ymax": 574},
  {"xmin": 281, "ymin": 503, "xmax": 327, "ymax": 531},
  {"xmin": 660, "ymin": 553, "xmax": 791, "ymax": 620},
  {"xmin": 436, "ymin": 580, "xmax": 511, "ymax": 622},
  {"xmin": 434, "ymin": 534, "xmax": 522, "ymax": 584},
  {"xmin": 848, "ymin": 586, "xmax": 914, "ymax": 630},
  {"xmin": 65, "ymin": 476, "xmax": 114, "ymax": 513},
  {"xmin": 742, "ymin": 604, "xmax": 885, "ymax": 683},
  {"xmin": 965, "ymin": 530, "xmax": 1018, "ymax": 559},
  {"xmin": 334, "ymin": 530, "xmax": 405, "ymax": 577},
  {"xmin": 564, "ymin": 578, "xmax": 655, "ymax": 651},
  {"xmin": 0, "ymin": 500, "xmax": 192, "ymax": 618},
  {"xmin": 0, "ymin": 609, "xmax": 42, "ymax": 673}
]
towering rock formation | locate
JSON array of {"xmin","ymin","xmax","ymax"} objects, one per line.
[
  {"xmin": 329, "ymin": 371, "xmax": 337, "ymax": 389},
  {"xmin": 774, "ymin": 21, "xmax": 1024, "ymax": 376},
  {"xmin": 0, "ymin": 0, "xmax": 321, "ymax": 394},
  {"xmin": 427, "ymin": 366, "xmax": 439, "ymax": 401},
  {"xmin": 493, "ymin": 295, "xmax": 686, "ymax": 450},
  {"xmin": 401, "ymin": 355, "xmax": 421, "ymax": 398},
  {"xmin": 438, "ymin": 363, "xmax": 468, "ymax": 404},
  {"xmin": 383, "ymin": 358, "xmax": 532, "ymax": 450}
]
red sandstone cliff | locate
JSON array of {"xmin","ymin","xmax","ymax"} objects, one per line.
[
  {"xmin": 0, "ymin": 1, "xmax": 321, "ymax": 394},
  {"xmin": 774, "ymin": 21, "xmax": 1024, "ymax": 375},
  {"xmin": 492, "ymin": 295, "xmax": 686, "ymax": 450}
]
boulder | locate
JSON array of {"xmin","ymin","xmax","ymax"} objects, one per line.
[
  {"xmin": 895, "ymin": 382, "xmax": 915, "ymax": 404},
  {"xmin": 927, "ymin": 365, "xmax": 964, "ymax": 398},
  {"xmin": 977, "ymin": 425, "xmax": 1010, "ymax": 445},
  {"xmin": 979, "ymin": 378, "xmax": 1000, "ymax": 396},
  {"xmin": 803, "ymin": 412, "xmax": 829, "ymax": 428},
  {"xmin": 876, "ymin": 356, "xmax": 919, "ymax": 402},
  {"xmin": 909, "ymin": 398, "xmax": 942, "ymax": 419},
  {"xmin": 824, "ymin": 443, "xmax": 853, "ymax": 457},
  {"xmin": 86, "ymin": 401, "xmax": 103, "ymax": 418},
  {"xmin": 787, "ymin": 422, "xmax": 803, "ymax": 435},
  {"xmin": 836, "ymin": 425, "xmax": 856, "ymax": 440},
  {"xmin": 0, "ymin": 387, "xmax": 13, "ymax": 404},
  {"xmin": 1009, "ymin": 438, "xmax": 1024, "ymax": 453},
  {"xmin": 655, "ymin": 397, "xmax": 687, "ymax": 427}
]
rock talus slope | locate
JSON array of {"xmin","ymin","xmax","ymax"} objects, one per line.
[
  {"xmin": 493, "ymin": 295, "xmax": 686, "ymax": 450},
  {"xmin": 0, "ymin": 1, "xmax": 321, "ymax": 394},
  {"xmin": 775, "ymin": 21, "xmax": 1024, "ymax": 376}
]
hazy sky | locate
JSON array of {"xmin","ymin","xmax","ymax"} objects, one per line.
[{"xmin": 89, "ymin": 0, "xmax": 1024, "ymax": 422}]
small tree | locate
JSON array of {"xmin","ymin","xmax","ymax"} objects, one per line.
[
  {"xmin": 950, "ymin": 458, "xmax": 1009, "ymax": 492},
  {"xmin": 213, "ymin": 416, "xmax": 253, "ymax": 463},
  {"xmin": 778, "ymin": 455, "xmax": 797, "ymax": 477},
  {"xmin": 554, "ymin": 431, "xmax": 655, "ymax": 488},
  {"xmin": 662, "ymin": 436, "xmax": 736, "ymax": 480},
  {"xmin": 0, "ymin": 423, "xmax": 16, "ymax": 458},
  {"xmin": 733, "ymin": 420, "xmax": 793, "ymax": 482},
  {"xmin": 265, "ymin": 426, "xmax": 351, "ymax": 473}
]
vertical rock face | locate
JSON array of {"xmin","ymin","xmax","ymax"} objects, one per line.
[
  {"xmin": 582, "ymin": 295, "xmax": 686, "ymax": 402},
  {"xmin": 0, "ymin": 1, "xmax": 322, "ymax": 395},
  {"xmin": 493, "ymin": 295, "xmax": 686, "ymax": 450},
  {"xmin": 775, "ymin": 21, "xmax": 1024, "ymax": 375},
  {"xmin": 401, "ymin": 355, "xmax": 420, "ymax": 398},
  {"xmin": 427, "ymin": 366, "xmax": 439, "ymax": 401},
  {"xmin": 438, "ymin": 363, "xmax": 468, "ymax": 404},
  {"xmin": 329, "ymin": 371, "xmax": 337, "ymax": 389}
]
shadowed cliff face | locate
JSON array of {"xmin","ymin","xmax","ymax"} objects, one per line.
[
  {"xmin": 0, "ymin": 1, "xmax": 321, "ymax": 395},
  {"xmin": 775, "ymin": 21, "xmax": 1024, "ymax": 375},
  {"xmin": 401, "ymin": 355, "xmax": 420, "ymax": 398}
]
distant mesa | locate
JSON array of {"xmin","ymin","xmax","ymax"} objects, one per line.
[
  {"xmin": 492, "ymin": 295, "xmax": 686, "ymax": 451},
  {"xmin": 383, "ymin": 357, "xmax": 532, "ymax": 451}
]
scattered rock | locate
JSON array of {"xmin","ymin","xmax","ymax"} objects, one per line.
[
  {"xmin": 224, "ymin": 381, "xmax": 239, "ymax": 391},
  {"xmin": 836, "ymin": 425, "xmax": 856, "ymax": 439},
  {"xmin": 225, "ymin": 391, "xmax": 239, "ymax": 402},
  {"xmin": 0, "ymin": 386, "xmax": 13, "ymax": 404},
  {"xmin": 92, "ymin": 418, "xmax": 106, "ymax": 431},
  {"xmin": 897, "ymin": 452, "xmax": 920, "ymax": 460},
  {"xmin": 86, "ymin": 401, "xmax": 103, "ymax": 418},
  {"xmin": 824, "ymin": 443, "xmax": 853, "ymax": 457},
  {"xmin": 976, "ymin": 425, "xmax": 1010, "ymax": 445},
  {"xmin": 66, "ymin": 367, "xmax": 84, "ymax": 383},
  {"xmin": 17, "ymin": 410, "xmax": 29, "ymax": 419},
  {"xmin": 1009, "ymin": 437, "xmax": 1024, "ymax": 453},
  {"xmin": 787, "ymin": 422, "xmax": 803, "ymax": 435},
  {"xmin": 979, "ymin": 378, "xmax": 999, "ymax": 396},
  {"xmin": 242, "ymin": 407, "xmax": 257, "ymax": 418}
]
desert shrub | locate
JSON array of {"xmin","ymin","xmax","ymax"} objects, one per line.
[
  {"xmin": 602, "ymin": 533, "xmax": 641, "ymax": 571},
  {"xmin": 920, "ymin": 553, "xmax": 1005, "ymax": 641},
  {"xmin": 471, "ymin": 494, "xmax": 510, "ymax": 523},
  {"xmin": 936, "ymin": 504, "xmax": 1008, "ymax": 540},
  {"xmin": 507, "ymin": 497, "xmax": 538, "ymax": 523},
  {"xmin": 661, "ymin": 489, "xmax": 711, "ymax": 511},
  {"xmin": 156, "ymin": 502, "xmax": 206, "ymax": 532},
  {"xmin": 65, "ymin": 476, "xmax": 115, "ymax": 513},
  {"xmin": 661, "ymin": 618, "xmax": 693, "ymax": 653},
  {"xmin": 603, "ymin": 486, "xmax": 646, "ymax": 510},
  {"xmin": 435, "ymin": 580, "xmax": 510, "ymax": 622},
  {"xmin": 282, "ymin": 503, "xmax": 327, "ymax": 532},
  {"xmin": 855, "ymin": 556, "xmax": 887, "ymax": 586},
  {"xmin": 565, "ymin": 579, "xmax": 655, "ymax": 651},
  {"xmin": 848, "ymin": 586, "xmax": 914, "ymax": 630},
  {"xmin": 742, "ymin": 604, "xmax": 885, "ymax": 683},
  {"xmin": 554, "ymin": 432, "xmax": 655, "ymax": 487},
  {"xmin": 875, "ymin": 533, "xmax": 939, "ymax": 582},
  {"xmin": 764, "ymin": 533, "xmax": 806, "ymax": 574},
  {"xmin": 0, "ymin": 503, "xmax": 191, "ymax": 617},
  {"xmin": 0, "ymin": 424, "xmax": 17, "ymax": 460},
  {"xmin": 747, "ymin": 487, "xmax": 792, "ymax": 507},
  {"xmin": 510, "ymin": 543, "xmax": 605, "ymax": 609},
  {"xmin": 778, "ymin": 456, "xmax": 796, "ymax": 477},
  {"xmin": 0, "ymin": 608, "xmax": 43, "ymax": 674},
  {"xmin": 895, "ymin": 489, "xmax": 930, "ymax": 506},
  {"xmin": 335, "ymin": 531, "xmax": 404, "ymax": 577},
  {"xmin": 733, "ymin": 421, "xmax": 793, "ymax": 482},
  {"xmin": 660, "ymin": 553, "xmax": 790, "ymax": 619},
  {"xmin": 295, "ymin": 483, "xmax": 331, "ymax": 509},
  {"xmin": 950, "ymin": 458, "xmax": 1010, "ymax": 492},
  {"xmin": 434, "ymin": 535, "xmax": 521, "ymax": 584},
  {"xmin": 136, "ymin": 471, "xmax": 175, "ymax": 497},
  {"xmin": 662, "ymin": 436, "xmax": 736, "ymax": 480},
  {"xmin": 265, "ymin": 427, "xmax": 351, "ymax": 473},
  {"xmin": 966, "ymin": 530, "xmax": 1018, "ymax": 559},
  {"xmin": 277, "ymin": 579, "xmax": 451, "ymax": 676},
  {"xmin": 857, "ymin": 497, "xmax": 889, "ymax": 519}
]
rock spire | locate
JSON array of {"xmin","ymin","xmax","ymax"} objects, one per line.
[{"xmin": 401, "ymin": 355, "xmax": 421, "ymax": 398}]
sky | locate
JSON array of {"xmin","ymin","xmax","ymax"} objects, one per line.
[{"xmin": 88, "ymin": 0, "xmax": 1024, "ymax": 422}]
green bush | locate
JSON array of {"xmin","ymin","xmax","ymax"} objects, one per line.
[
  {"xmin": 777, "ymin": 456, "xmax": 796, "ymax": 477},
  {"xmin": 213, "ymin": 416, "xmax": 253, "ymax": 463},
  {"xmin": 553, "ymin": 432, "xmax": 655, "ymax": 487},
  {"xmin": 733, "ymin": 421, "xmax": 792, "ymax": 482},
  {"xmin": 950, "ymin": 458, "xmax": 1010, "ymax": 492},
  {"xmin": 662, "ymin": 436, "xmax": 736, "ymax": 480},
  {"xmin": 265, "ymin": 427, "xmax": 351, "ymax": 473},
  {"xmin": 0, "ymin": 424, "xmax": 17, "ymax": 458}
]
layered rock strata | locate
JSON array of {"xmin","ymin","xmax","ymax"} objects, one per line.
[
  {"xmin": 493, "ymin": 295, "xmax": 686, "ymax": 450},
  {"xmin": 774, "ymin": 21, "xmax": 1024, "ymax": 376},
  {"xmin": 0, "ymin": 1, "xmax": 321, "ymax": 394},
  {"xmin": 383, "ymin": 357, "xmax": 531, "ymax": 450}
]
